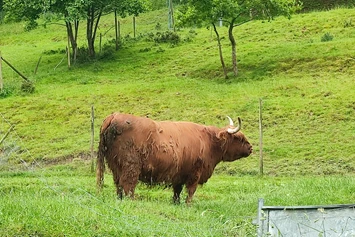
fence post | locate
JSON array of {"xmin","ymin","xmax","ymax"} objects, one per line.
[
  {"xmin": 1, "ymin": 56, "xmax": 30, "ymax": 82},
  {"xmin": 259, "ymin": 98, "xmax": 263, "ymax": 176},
  {"xmin": 133, "ymin": 16, "xmax": 136, "ymax": 38},
  {"xmin": 0, "ymin": 51, "xmax": 3, "ymax": 91},
  {"xmin": 34, "ymin": 56, "xmax": 42, "ymax": 75},
  {"xmin": 90, "ymin": 105, "xmax": 95, "ymax": 172},
  {"xmin": 115, "ymin": 10, "xmax": 119, "ymax": 51},
  {"xmin": 0, "ymin": 125, "xmax": 14, "ymax": 145}
]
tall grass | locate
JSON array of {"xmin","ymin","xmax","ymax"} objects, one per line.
[{"xmin": 1, "ymin": 164, "xmax": 355, "ymax": 236}]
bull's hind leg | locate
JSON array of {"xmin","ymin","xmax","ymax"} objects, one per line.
[
  {"xmin": 172, "ymin": 184, "xmax": 183, "ymax": 204},
  {"xmin": 112, "ymin": 169, "xmax": 123, "ymax": 199},
  {"xmin": 119, "ymin": 161, "xmax": 141, "ymax": 199},
  {"xmin": 185, "ymin": 158, "xmax": 203, "ymax": 204},
  {"xmin": 119, "ymin": 174, "xmax": 139, "ymax": 199}
]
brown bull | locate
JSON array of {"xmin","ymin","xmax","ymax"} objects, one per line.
[{"xmin": 96, "ymin": 113, "xmax": 252, "ymax": 203}]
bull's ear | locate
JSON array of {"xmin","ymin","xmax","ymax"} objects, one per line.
[{"xmin": 216, "ymin": 130, "xmax": 228, "ymax": 140}]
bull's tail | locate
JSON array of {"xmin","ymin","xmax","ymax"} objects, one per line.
[
  {"xmin": 96, "ymin": 131, "xmax": 106, "ymax": 192},
  {"xmin": 96, "ymin": 113, "xmax": 115, "ymax": 192}
]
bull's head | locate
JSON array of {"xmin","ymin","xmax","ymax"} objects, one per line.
[{"xmin": 222, "ymin": 116, "xmax": 253, "ymax": 161}]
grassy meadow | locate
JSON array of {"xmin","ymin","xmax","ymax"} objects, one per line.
[{"xmin": 0, "ymin": 5, "xmax": 355, "ymax": 236}]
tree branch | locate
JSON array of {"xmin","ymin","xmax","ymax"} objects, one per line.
[{"xmin": 233, "ymin": 19, "xmax": 252, "ymax": 27}]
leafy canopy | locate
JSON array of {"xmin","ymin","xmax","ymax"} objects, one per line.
[{"xmin": 177, "ymin": 0, "xmax": 301, "ymax": 27}]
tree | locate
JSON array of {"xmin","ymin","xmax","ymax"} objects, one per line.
[
  {"xmin": 177, "ymin": 0, "xmax": 301, "ymax": 79},
  {"xmin": 49, "ymin": 0, "xmax": 85, "ymax": 61},
  {"xmin": 3, "ymin": 0, "xmax": 148, "ymax": 59},
  {"xmin": 85, "ymin": 0, "xmax": 147, "ymax": 58},
  {"xmin": 3, "ymin": 0, "xmax": 84, "ymax": 60}
]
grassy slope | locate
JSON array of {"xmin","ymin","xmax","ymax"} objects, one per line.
[
  {"xmin": 1, "ymin": 7, "xmax": 355, "ymax": 236},
  {"xmin": 1, "ymin": 8, "xmax": 355, "ymax": 175}
]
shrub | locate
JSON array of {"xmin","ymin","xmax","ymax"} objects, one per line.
[
  {"xmin": 343, "ymin": 18, "xmax": 353, "ymax": 28},
  {"xmin": 301, "ymin": 0, "xmax": 355, "ymax": 12},
  {"xmin": 154, "ymin": 31, "xmax": 180, "ymax": 45},
  {"xmin": 21, "ymin": 81, "xmax": 35, "ymax": 93},
  {"xmin": 321, "ymin": 32, "xmax": 334, "ymax": 42},
  {"xmin": 0, "ymin": 87, "xmax": 14, "ymax": 98},
  {"xmin": 24, "ymin": 20, "xmax": 38, "ymax": 32}
]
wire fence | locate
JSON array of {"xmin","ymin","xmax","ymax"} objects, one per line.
[
  {"xmin": 0, "ymin": 113, "xmax": 147, "ymax": 232},
  {"xmin": 1, "ymin": 112, "xmax": 256, "ymax": 236},
  {"xmin": 0, "ymin": 113, "xmax": 34, "ymax": 170}
]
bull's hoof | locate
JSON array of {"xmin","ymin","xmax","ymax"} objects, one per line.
[{"xmin": 173, "ymin": 197, "xmax": 181, "ymax": 205}]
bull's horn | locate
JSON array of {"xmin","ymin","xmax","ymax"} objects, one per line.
[
  {"xmin": 227, "ymin": 116, "xmax": 241, "ymax": 134},
  {"xmin": 227, "ymin": 116, "xmax": 234, "ymax": 126}
]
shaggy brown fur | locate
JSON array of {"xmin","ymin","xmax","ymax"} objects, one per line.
[{"xmin": 97, "ymin": 113, "xmax": 252, "ymax": 203}]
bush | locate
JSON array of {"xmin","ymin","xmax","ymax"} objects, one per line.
[
  {"xmin": 21, "ymin": 81, "xmax": 35, "ymax": 93},
  {"xmin": 300, "ymin": 0, "xmax": 355, "ymax": 12},
  {"xmin": 321, "ymin": 32, "xmax": 334, "ymax": 42},
  {"xmin": 343, "ymin": 18, "xmax": 353, "ymax": 28},
  {"xmin": 154, "ymin": 31, "xmax": 180, "ymax": 45},
  {"xmin": 0, "ymin": 87, "xmax": 14, "ymax": 98},
  {"xmin": 24, "ymin": 20, "xmax": 38, "ymax": 32}
]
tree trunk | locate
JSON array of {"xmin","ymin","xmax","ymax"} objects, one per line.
[
  {"xmin": 228, "ymin": 18, "xmax": 238, "ymax": 76},
  {"xmin": 87, "ymin": 5, "xmax": 102, "ymax": 58},
  {"xmin": 65, "ymin": 20, "xmax": 79, "ymax": 62},
  {"xmin": 74, "ymin": 20, "xmax": 79, "ymax": 61},
  {"xmin": 212, "ymin": 23, "xmax": 228, "ymax": 79},
  {"xmin": 87, "ymin": 5, "xmax": 95, "ymax": 58}
]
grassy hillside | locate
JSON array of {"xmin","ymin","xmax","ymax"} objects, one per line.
[
  {"xmin": 1, "ymin": 8, "xmax": 355, "ymax": 178},
  {"xmin": 1, "ymin": 7, "xmax": 355, "ymax": 236}
]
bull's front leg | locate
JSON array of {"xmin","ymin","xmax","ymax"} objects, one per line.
[{"xmin": 185, "ymin": 158, "xmax": 203, "ymax": 204}]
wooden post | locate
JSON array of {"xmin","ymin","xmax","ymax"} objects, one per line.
[
  {"xmin": 259, "ymin": 98, "xmax": 263, "ymax": 176},
  {"xmin": 0, "ymin": 125, "xmax": 14, "ymax": 145},
  {"xmin": 67, "ymin": 34, "xmax": 71, "ymax": 69},
  {"xmin": 34, "ymin": 56, "xmax": 42, "ymax": 75},
  {"xmin": 118, "ymin": 21, "xmax": 121, "ymax": 37},
  {"xmin": 99, "ymin": 33, "xmax": 102, "ymax": 54},
  {"xmin": 0, "ymin": 51, "xmax": 3, "ymax": 91},
  {"xmin": 0, "ymin": 56, "xmax": 30, "ymax": 82},
  {"xmin": 168, "ymin": 0, "xmax": 175, "ymax": 31},
  {"xmin": 90, "ymin": 105, "xmax": 95, "ymax": 172},
  {"xmin": 133, "ymin": 16, "xmax": 136, "ymax": 38},
  {"xmin": 115, "ymin": 10, "xmax": 119, "ymax": 51}
]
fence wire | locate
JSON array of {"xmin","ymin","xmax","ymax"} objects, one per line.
[
  {"xmin": 0, "ymin": 113, "xmax": 157, "ymax": 233},
  {"xmin": 1, "ymin": 112, "xmax": 253, "ymax": 236},
  {"xmin": 0, "ymin": 113, "xmax": 34, "ymax": 169}
]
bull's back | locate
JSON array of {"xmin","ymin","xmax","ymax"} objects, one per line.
[{"xmin": 147, "ymin": 122, "xmax": 212, "ymax": 177}]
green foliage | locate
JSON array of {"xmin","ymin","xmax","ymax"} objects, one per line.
[
  {"xmin": 0, "ymin": 86, "xmax": 14, "ymax": 98},
  {"xmin": 3, "ymin": 0, "xmax": 43, "ymax": 23},
  {"xmin": 343, "ymin": 18, "xmax": 353, "ymax": 27},
  {"xmin": 20, "ymin": 81, "xmax": 35, "ymax": 93},
  {"xmin": 321, "ymin": 32, "xmax": 334, "ymax": 42},
  {"xmin": 300, "ymin": 0, "xmax": 355, "ymax": 12},
  {"xmin": 154, "ymin": 31, "xmax": 180, "ymax": 44},
  {"xmin": 177, "ymin": 0, "xmax": 302, "ymax": 28},
  {"xmin": 24, "ymin": 19, "xmax": 38, "ymax": 31}
]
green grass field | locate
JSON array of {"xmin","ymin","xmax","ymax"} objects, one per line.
[{"xmin": 1, "ymin": 6, "xmax": 355, "ymax": 236}]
